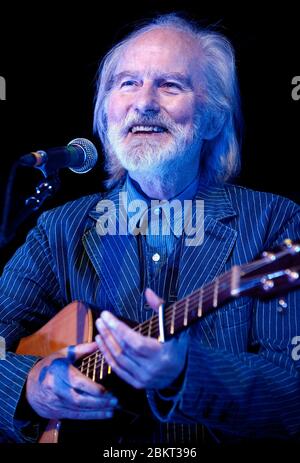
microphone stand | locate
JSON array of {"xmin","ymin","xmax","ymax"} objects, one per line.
[{"xmin": 0, "ymin": 162, "xmax": 60, "ymax": 248}]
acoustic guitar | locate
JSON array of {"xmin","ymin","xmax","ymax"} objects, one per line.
[{"xmin": 16, "ymin": 239, "xmax": 300, "ymax": 443}]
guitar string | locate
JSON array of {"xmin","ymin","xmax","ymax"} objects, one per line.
[
  {"xmin": 79, "ymin": 271, "xmax": 241, "ymax": 375},
  {"xmin": 79, "ymin": 262, "xmax": 273, "ymax": 376},
  {"xmin": 80, "ymin": 284, "xmax": 233, "ymax": 378},
  {"xmin": 79, "ymin": 273, "xmax": 230, "ymax": 368},
  {"xmin": 81, "ymin": 262, "xmax": 300, "ymax": 374},
  {"xmin": 80, "ymin": 252, "xmax": 287, "ymax": 370},
  {"xmin": 80, "ymin": 277, "xmax": 233, "ymax": 376},
  {"xmin": 238, "ymin": 252, "xmax": 299, "ymax": 274},
  {"xmin": 80, "ymin": 250, "xmax": 297, "ymax": 375},
  {"xmin": 80, "ymin": 251, "xmax": 295, "ymax": 374}
]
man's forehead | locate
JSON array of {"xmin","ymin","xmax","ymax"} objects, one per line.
[
  {"xmin": 117, "ymin": 28, "xmax": 201, "ymax": 65},
  {"xmin": 125, "ymin": 27, "xmax": 197, "ymax": 49},
  {"xmin": 114, "ymin": 29, "xmax": 202, "ymax": 84}
]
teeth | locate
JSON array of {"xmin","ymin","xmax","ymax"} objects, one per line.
[{"xmin": 131, "ymin": 125, "xmax": 165, "ymax": 133}]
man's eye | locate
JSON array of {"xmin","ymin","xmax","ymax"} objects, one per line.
[
  {"xmin": 162, "ymin": 82, "xmax": 181, "ymax": 89},
  {"xmin": 120, "ymin": 80, "xmax": 136, "ymax": 88}
]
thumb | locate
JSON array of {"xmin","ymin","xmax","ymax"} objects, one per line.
[
  {"xmin": 145, "ymin": 288, "xmax": 164, "ymax": 313},
  {"xmin": 62, "ymin": 342, "xmax": 98, "ymax": 363}
]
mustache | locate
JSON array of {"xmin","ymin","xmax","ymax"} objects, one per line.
[{"xmin": 120, "ymin": 113, "xmax": 178, "ymax": 135}]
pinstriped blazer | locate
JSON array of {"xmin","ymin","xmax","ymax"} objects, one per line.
[{"xmin": 0, "ymin": 180, "xmax": 299, "ymax": 442}]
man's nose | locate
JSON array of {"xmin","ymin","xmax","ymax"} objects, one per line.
[{"xmin": 133, "ymin": 84, "xmax": 160, "ymax": 115}]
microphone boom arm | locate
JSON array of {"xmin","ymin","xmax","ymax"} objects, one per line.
[
  {"xmin": 0, "ymin": 166, "xmax": 60, "ymax": 248},
  {"xmin": 0, "ymin": 138, "xmax": 97, "ymax": 248}
]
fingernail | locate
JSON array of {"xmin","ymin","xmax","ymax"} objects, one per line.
[
  {"xmin": 105, "ymin": 411, "xmax": 113, "ymax": 418},
  {"xmin": 110, "ymin": 398, "xmax": 118, "ymax": 406},
  {"xmin": 96, "ymin": 318, "xmax": 102, "ymax": 330},
  {"xmin": 102, "ymin": 311, "xmax": 115, "ymax": 328}
]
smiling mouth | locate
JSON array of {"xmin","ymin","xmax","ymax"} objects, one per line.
[{"xmin": 129, "ymin": 125, "xmax": 168, "ymax": 134}]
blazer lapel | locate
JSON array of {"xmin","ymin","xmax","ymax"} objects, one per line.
[
  {"xmin": 178, "ymin": 182, "xmax": 238, "ymax": 299},
  {"xmin": 82, "ymin": 185, "xmax": 142, "ymax": 321}
]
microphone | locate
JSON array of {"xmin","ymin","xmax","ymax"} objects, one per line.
[{"xmin": 19, "ymin": 138, "xmax": 98, "ymax": 174}]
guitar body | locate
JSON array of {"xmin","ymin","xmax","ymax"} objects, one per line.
[{"xmin": 16, "ymin": 301, "xmax": 94, "ymax": 443}]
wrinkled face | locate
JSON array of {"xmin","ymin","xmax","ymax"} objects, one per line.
[{"xmin": 105, "ymin": 28, "xmax": 206, "ymax": 173}]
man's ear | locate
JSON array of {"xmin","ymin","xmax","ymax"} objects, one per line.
[{"xmin": 202, "ymin": 110, "xmax": 226, "ymax": 140}]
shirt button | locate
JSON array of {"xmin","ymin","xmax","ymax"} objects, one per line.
[
  {"xmin": 152, "ymin": 253, "xmax": 160, "ymax": 262},
  {"xmin": 153, "ymin": 207, "xmax": 161, "ymax": 216}
]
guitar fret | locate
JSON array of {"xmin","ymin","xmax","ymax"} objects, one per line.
[
  {"xmin": 99, "ymin": 355, "xmax": 104, "ymax": 380},
  {"xmin": 87, "ymin": 354, "xmax": 91, "ymax": 378},
  {"xmin": 183, "ymin": 298, "xmax": 188, "ymax": 326},
  {"xmin": 92, "ymin": 353, "xmax": 97, "ymax": 381},
  {"xmin": 148, "ymin": 316, "xmax": 153, "ymax": 337},
  {"xmin": 213, "ymin": 277, "xmax": 219, "ymax": 308},
  {"xmin": 79, "ymin": 360, "xmax": 84, "ymax": 373},
  {"xmin": 230, "ymin": 266, "xmax": 240, "ymax": 296},
  {"xmin": 81, "ymin": 357, "xmax": 89, "ymax": 374},
  {"xmin": 170, "ymin": 304, "xmax": 176, "ymax": 335},
  {"xmin": 198, "ymin": 287, "xmax": 203, "ymax": 317}
]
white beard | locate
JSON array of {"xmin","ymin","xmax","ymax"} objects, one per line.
[{"xmin": 105, "ymin": 114, "xmax": 203, "ymax": 174}]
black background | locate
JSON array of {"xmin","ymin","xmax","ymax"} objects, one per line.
[
  {"xmin": 0, "ymin": 1, "xmax": 299, "ymax": 457},
  {"xmin": 0, "ymin": 1, "xmax": 299, "ymax": 270}
]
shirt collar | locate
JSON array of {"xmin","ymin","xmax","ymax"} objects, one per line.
[{"xmin": 125, "ymin": 174, "xmax": 199, "ymax": 235}]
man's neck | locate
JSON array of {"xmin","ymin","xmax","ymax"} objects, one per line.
[{"xmin": 128, "ymin": 159, "xmax": 200, "ymax": 200}]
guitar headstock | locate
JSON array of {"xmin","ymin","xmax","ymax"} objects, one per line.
[{"xmin": 239, "ymin": 239, "xmax": 300, "ymax": 298}]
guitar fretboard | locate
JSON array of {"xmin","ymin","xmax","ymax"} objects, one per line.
[{"xmin": 78, "ymin": 267, "xmax": 237, "ymax": 382}]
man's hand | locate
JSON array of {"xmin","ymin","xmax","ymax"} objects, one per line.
[
  {"xmin": 95, "ymin": 288, "xmax": 188, "ymax": 390},
  {"xmin": 26, "ymin": 342, "xmax": 118, "ymax": 419}
]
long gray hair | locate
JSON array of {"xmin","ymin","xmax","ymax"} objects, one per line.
[{"xmin": 93, "ymin": 13, "xmax": 243, "ymax": 188}]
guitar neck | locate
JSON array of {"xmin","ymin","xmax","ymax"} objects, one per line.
[{"xmin": 78, "ymin": 267, "xmax": 238, "ymax": 382}]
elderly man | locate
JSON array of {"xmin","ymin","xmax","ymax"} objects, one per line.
[{"xmin": 0, "ymin": 14, "xmax": 299, "ymax": 443}]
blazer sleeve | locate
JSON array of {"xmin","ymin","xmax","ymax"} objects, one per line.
[
  {"xmin": 0, "ymin": 213, "xmax": 64, "ymax": 442},
  {"xmin": 147, "ymin": 200, "xmax": 300, "ymax": 440}
]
